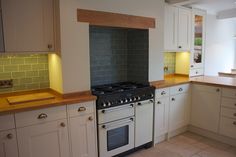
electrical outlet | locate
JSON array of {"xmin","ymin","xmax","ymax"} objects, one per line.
[
  {"xmin": 164, "ymin": 66, "xmax": 168, "ymax": 72},
  {"xmin": 0, "ymin": 79, "xmax": 13, "ymax": 89}
]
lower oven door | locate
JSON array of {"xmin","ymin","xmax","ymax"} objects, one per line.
[{"xmin": 98, "ymin": 117, "xmax": 135, "ymax": 157}]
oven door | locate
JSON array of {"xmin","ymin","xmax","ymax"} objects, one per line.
[{"xmin": 98, "ymin": 117, "xmax": 134, "ymax": 157}]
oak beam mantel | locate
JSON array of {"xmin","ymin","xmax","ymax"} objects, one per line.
[{"xmin": 77, "ymin": 9, "xmax": 156, "ymax": 29}]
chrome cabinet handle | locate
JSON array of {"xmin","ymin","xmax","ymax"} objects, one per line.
[
  {"xmin": 149, "ymin": 99, "xmax": 154, "ymax": 103},
  {"xmin": 178, "ymin": 46, "xmax": 182, "ymax": 49},
  {"xmin": 6, "ymin": 133, "xmax": 13, "ymax": 139},
  {"xmin": 78, "ymin": 107, "xmax": 86, "ymax": 112},
  {"xmin": 101, "ymin": 104, "xmax": 133, "ymax": 114},
  {"xmin": 178, "ymin": 88, "xmax": 183, "ymax": 92},
  {"xmin": 88, "ymin": 116, "xmax": 93, "ymax": 121},
  {"xmin": 191, "ymin": 65, "xmax": 194, "ymax": 68},
  {"xmin": 38, "ymin": 113, "xmax": 48, "ymax": 119},
  {"xmin": 60, "ymin": 122, "xmax": 66, "ymax": 127},
  {"xmin": 161, "ymin": 91, "xmax": 166, "ymax": 95},
  {"xmin": 102, "ymin": 118, "xmax": 134, "ymax": 130},
  {"xmin": 171, "ymin": 98, "xmax": 175, "ymax": 101},
  {"xmin": 137, "ymin": 103, "xmax": 142, "ymax": 106},
  {"xmin": 157, "ymin": 101, "xmax": 161, "ymax": 104},
  {"xmin": 216, "ymin": 88, "xmax": 220, "ymax": 92}
]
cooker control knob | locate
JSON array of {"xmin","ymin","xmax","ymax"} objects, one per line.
[
  {"xmin": 118, "ymin": 100, "xmax": 123, "ymax": 104},
  {"xmin": 107, "ymin": 102, "xmax": 111, "ymax": 106},
  {"xmin": 133, "ymin": 97, "xmax": 136, "ymax": 101},
  {"xmin": 124, "ymin": 99, "xmax": 128, "ymax": 103},
  {"xmin": 129, "ymin": 98, "xmax": 132, "ymax": 102},
  {"xmin": 137, "ymin": 96, "xmax": 141, "ymax": 100},
  {"xmin": 102, "ymin": 102, "xmax": 106, "ymax": 107},
  {"xmin": 150, "ymin": 93, "xmax": 154, "ymax": 97}
]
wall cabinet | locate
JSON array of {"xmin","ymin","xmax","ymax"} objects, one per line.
[
  {"xmin": 68, "ymin": 102, "xmax": 97, "ymax": 157},
  {"xmin": 191, "ymin": 84, "xmax": 221, "ymax": 133},
  {"xmin": 164, "ymin": 5, "xmax": 191, "ymax": 52},
  {"xmin": 0, "ymin": 129, "xmax": 18, "ymax": 157},
  {"xmin": 1, "ymin": 0, "xmax": 55, "ymax": 52},
  {"xmin": 17, "ymin": 119, "xmax": 70, "ymax": 157}
]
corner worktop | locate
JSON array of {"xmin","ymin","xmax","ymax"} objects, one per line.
[{"xmin": 0, "ymin": 89, "xmax": 96, "ymax": 114}]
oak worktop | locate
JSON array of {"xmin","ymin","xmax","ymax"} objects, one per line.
[{"xmin": 0, "ymin": 89, "xmax": 96, "ymax": 114}]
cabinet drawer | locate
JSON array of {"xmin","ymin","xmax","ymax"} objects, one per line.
[
  {"xmin": 192, "ymin": 84, "xmax": 221, "ymax": 93},
  {"xmin": 190, "ymin": 68, "xmax": 204, "ymax": 77},
  {"xmin": 67, "ymin": 101, "xmax": 95, "ymax": 118},
  {"xmin": 221, "ymin": 107, "xmax": 236, "ymax": 119},
  {"xmin": 155, "ymin": 88, "xmax": 169, "ymax": 99},
  {"xmin": 15, "ymin": 106, "xmax": 67, "ymax": 128},
  {"xmin": 219, "ymin": 117, "xmax": 236, "ymax": 139},
  {"xmin": 0, "ymin": 114, "xmax": 15, "ymax": 131},
  {"xmin": 221, "ymin": 98, "xmax": 236, "ymax": 109},
  {"xmin": 170, "ymin": 84, "xmax": 190, "ymax": 95},
  {"xmin": 222, "ymin": 88, "xmax": 236, "ymax": 99}
]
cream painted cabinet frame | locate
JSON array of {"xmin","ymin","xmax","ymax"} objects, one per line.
[
  {"xmin": 164, "ymin": 5, "xmax": 191, "ymax": 52},
  {"xmin": 190, "ymin": 8, "xmax": 206, "ymax": 76},
  {"xmin": 1, "ymin": 0, "xmax": 55, "ymax": 52},
  {"xmin": 0, "ymin": 129, "xmax": 18, "ymax": 157}
]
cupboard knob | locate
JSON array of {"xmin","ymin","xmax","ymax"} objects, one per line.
[
  {"xmin": 234, "ymin": 113, "xmax": 236, "ymax": 116},
  {"xmin": 38, "ymin": 113, "xmax": 48, "ymax": 119},
  {"xmin": 161, "ymin": 91, "xmax": 166, "ymax": 95},
  {"xmin": 88, "ymin": 116, "xmax": 93, "ymax": 121},
  {"xmin": 137, "ymin": 103, "xmax": 142, "ymax": 106},
  {"xmin": 179, "ymin": 88, "xmax": 183, "ymax": 92},
  {"xmin": 47, "ymin": 44, "xmax": 53, "ymax": 50},
  {"xmin": 60, "ymin": 122, "xmax": 66, "ymax": 127},
  {"xmin": 216, "ymin": 88, "xmax": 220, "ymax": 92},
  {"xmin": 78, "ymin": 107, "xmax": 86, "ymax": 112},
  {"xmin": 171, "ymin": 98, "xmax": 175, "ymax": 101},
  {"xmin": 157, "ymin": 101, "xmax": 161, "ymax": 104},
  {"xmin": 6, "ymin": 133, "xmax": 13, "ymax": 139},
  {"xmin": 191, "ymin": 65, "xmax": 194, "ymax": 68},
  {"xmin": 178, "ymin": 46, "xmax": 182, "ymax": 49},
  {"xmin": 149, "ymin": 99, "xmax": 154, "ymax": 103},
  {"xmin": 233, "ymin": 121, "xmax": 236, "ymax": 125}
]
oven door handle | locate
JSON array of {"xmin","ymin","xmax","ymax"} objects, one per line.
[
  {"xmin": 101, "ymin": 104, "xmax": 134, "ymax": 114},
  {"xmin": 101, "ymin": 118, "xmax": 134, "ymax": 129}
]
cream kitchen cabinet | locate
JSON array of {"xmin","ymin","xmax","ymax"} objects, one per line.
[
  {"xmin": 155, "ymin": 88, "xmax": 169, "ymax": 139},
  {"xmin": 191, "ymin": 84, "xmax": 221, "ymax": 133},
  {"xmin": 0, "ymin": 129, "xmax": 18, "ymax": 157},
  {"xmin": 190, "ymin": 9, "xmax": 206, "ymax": 76},
  {"xmin": 164, "ymin": 5, "xmax": 191, "ymax": 52},
  {"xmin": 67, "ymin": 102, "xmax": 98, "ymax": 157},
  {"xmin": 1, "ymin": 0, "xmax": 55, "ymax": 52}
]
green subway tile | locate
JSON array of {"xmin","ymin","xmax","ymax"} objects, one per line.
[
  {"xmin": 25, "ymin": 57, "xmax": 38, "ymax": 64},
  {"xmin": 38, "ymin": 70, "xmax": 49, "ymax": 77},
  {"xmin": 26, "ymin": 71, "xmax": 39, "ymax": 77},
  {"xmin": 40, "ymin": 82, "xmax": 50, "ymax": 89},
  {"xmin": 0, "ymin": 58, "xmax": 10, "ymax": 65},
  {"xmin": 0, "ymin": 88, "xmax": 12, "ymax": 94},
  {"xmin": 44, "ymin": 64, "xmax": 49, "ymax": 69},
  {"xmin": 32, "ymin": 64, "xmax": 45, "ymax": 70},
  {"xmin": 4, "ymin": 65, "xmax": 18, "ymax": 72},
  {"xmin": 0, "ymin": 66, "xmax": 3, "ymax": 72},
  {"xmin": 20, "ymin": 78, "xmax": 32, "ymax": 84},
  {"xmin": 13, "ymin": 79, "xmax": 19, "ymax": 85},
  {"xmin": 32, "ymin": 77, "xmax": 45, "ymax": 83},
  {"xmin": 11, "ymin": 58, "xmax": 24, "ymax": 65},
  {"xmin": 38, "ymin": 56, "xmax": 48, "ymax": 63},
  {"xmin": 26, "ymin": 83, "xmax": 40, "ymax": 90},
  {"xmin": 0, "ymin": 72, "xmax": 11, "ymax": 79},
  {"xmin": 12, "ymin": 72, "xmax": 25, "ymax": 78},
  {"xmin": 13, "ymin": 85, "xmax": 26, "ymax": 91},
  {"xmin": 19, "ymin": 65, "xmax": 31, "ymax": 71}
]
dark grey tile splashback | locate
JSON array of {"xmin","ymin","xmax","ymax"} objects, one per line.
[{"xmin": 90, "ymin": 26, "xmax": 148, "ymax": 86}]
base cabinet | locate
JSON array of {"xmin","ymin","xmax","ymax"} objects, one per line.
[
  {"xmin": 17, "ymin": 119, "xmax": 70, "ymax": 157},
  {"xmin": 0, "ymin": 129, "xmax": 18, "ymax": 157},
  {"xmin": 69, "ymin": 113, "xmax": 97, "ymax": 157},
  {"xmin": 191, "ymin": 84, "xmax": 221, "ymax": 133}
]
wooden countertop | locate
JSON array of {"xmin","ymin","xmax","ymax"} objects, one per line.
[{"xmin": 0, "ymin": 89, "xmax": 96, "ymax": 115}]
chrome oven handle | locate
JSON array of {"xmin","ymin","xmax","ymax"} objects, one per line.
[
  {"xmin": 101, "ymin": 104, "xmax": 134, "ymax": 114},
  {"xmin": 101, "ymin": 118, "xmax": 134, "ymax": 129}
]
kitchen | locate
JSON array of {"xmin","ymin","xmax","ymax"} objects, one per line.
[{"xmin": 0, "ymin": 0, "xmax": 236, "ymax": 157}]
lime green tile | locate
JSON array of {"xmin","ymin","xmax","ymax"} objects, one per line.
[
  {"xmin": 0, "ymin": 72, "xmax": 11, "ymax": 79},
  {"xmin": 40, "ymin": 82, "xmax": 50, "ymax": 89},
  {"xmin": 4, "ymin": 65, "xmax": 18, "ymax": 72},
  {"xmin": 32, "ymin": 77, "xmax": 45, "ymax": 83},
  {"xmin": 25, "ymin": 58, "xmax": 38, "ymax": 64},
  {"xmin": 19, "ymin": 65, "xmax": 31, "ymax": 71},
  {"xmin": 11, "ymin": 58, "xmax": 24, "ymax": 65},
  {"xmin": 0, "ymin": 58, "xmax": 10, "ymax": 65},
  {"xmin": 20, "ymin": 78, "xmax": 32, "ymax": 84},
  {"xmin": 32, "ymin": 64, "xmax": 45, "ymax": 70},
  {"xmin": 38, "ymin": 56, "xmax": 48, "ymax": 63},
  {"xmin": 12, "ymin": 72, "xmax": 25, "ymax": 78},
  {"xmin": 13, "ymin": 85, "xmax": 26, "ymax": 91},
  {"xmin": 0, "ymin": 66, "xmax": 3, "ymax": 72},
  {"xmin": 13, "ymin": 79, "xmax": 19, "ymax": 85},
  {"xmin": 38, "ymin": 70, "xmax": 49, "ymax": 77},
  {"xmin": 26, "ymin": 71, "xmax": 38, "ymax": 77},
  {"xmin": 26, "ymin": 83, "xmax": 40, "ymax": 90}
]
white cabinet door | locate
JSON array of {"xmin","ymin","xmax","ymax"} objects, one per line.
[
  {"xmin": 135, "ymin": 100, "xmax": 153, "ymax": 147},
  {"xmin": 178, "ymin": 7, "xmax": 191, "ymax": 51},
  {"xmin": 1, "ymin": 0, "xmax": 55, "ymax": 52},
  {"xmin": 155, "ymin": 97, "xmax": 169, "ymax": 138},
  {"xmin": 169, "ymin": 93, "xmax": 190, "ymax": 131},
  {"xmin": 164, "ymin": 5, "xmax": 178, "ymax": 51},
  {"xmin": 69, "ymin": 113, "xmax": 97, "ymax": 157},
  {"xmin": 191, "ymin": 84, "xmax": 221, "ymax": 133},
  {"xmin": 0, "ymin": 129, "xmax": 18, "ymax": 157},
  {"xmin": 17, "ymin": 119, "xmax": 70, "ymax": 157}
]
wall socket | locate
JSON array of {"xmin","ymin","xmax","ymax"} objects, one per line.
[
  {"xmin": 0, "ymin": 79, "xmax": 13, "ymax": 89},
  {"xmin": 164, "ymin": 66, "xmax": 168, "ymax": 72}
]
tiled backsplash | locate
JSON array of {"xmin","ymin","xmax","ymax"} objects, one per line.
[
  {"xmin": 90, "ymin": 26, "xmax": 148, "ymax": 86},
  {"xmin": 164, "ymin": 52, "xmax": 176, "ymax": 75},
  {"xmin": 0, "ymin": 54, "xmax": 49, "ymax": 93}
]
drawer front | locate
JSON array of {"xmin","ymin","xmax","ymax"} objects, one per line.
[
  {"xmin": 0, "ymin": 114, "xmax": 15, "ymax": 131},
  {"xmin": 219, "ymin": 117, "xmax": 236, "ymax": 139},
  {"xmin": 155, "ymin": 88, "xmax": 169, "ymax": 99},
  {"xmin": 170, "ymin": 84, "xmax": 190, "ymax": 95},
  {"xmin": 192, "ymin": 84, "xmax": 221, "ymax": 93},
  {"xmin": 223, "ymin": 88, "xmax": 236, "ymax": 99},
  {"xmin": 221, "ymin": 107, "xmax": 236, "ymax": 119},
  {"xmin": 221, "ymin": 98, "xmax": 236, "ymax": 109},
  {"xmin": 67, "ymin": 101, "xmax": 95, "ymax": 118},
  {"xmin": 15, "ymin": 106, "xmax": 67, "ymax": 128},
  {"xmin": 189, "ymin": 68, "xmax": 204, "ymax": 77}
]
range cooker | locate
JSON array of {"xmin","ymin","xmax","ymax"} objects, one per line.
[{"xmin": 92, "ymin": 82, "xmax": 155, "ymax": 157}]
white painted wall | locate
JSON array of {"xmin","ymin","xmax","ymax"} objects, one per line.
[
  {"xmin": 59, "ymin": 0, "xmax": 165, "ymax": 93},
  {"xmin": 204, "ymin": 14, "xmax": 236, "ymax": 76}
]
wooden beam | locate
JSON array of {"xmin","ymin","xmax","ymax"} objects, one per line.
[
  {"xmin": 217, "ymin": 8, "xmax": 236, "ymax": 19},
  {"xmin": 77, "ymin": 9, "xmax": 155, "ymax": 29}
]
